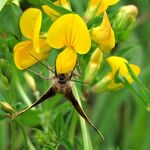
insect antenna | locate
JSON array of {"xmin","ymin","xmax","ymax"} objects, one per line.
[
  {"xmin": 25, "ymin": 68, "xmax": 51, "ymax": 80},
  {"xmin": 71, "ymin": 79, "xmax": 93, "ymax": 86},
  {"xmin": 29, "ymin": 52, "xmax": 55, "ymax": 74}
]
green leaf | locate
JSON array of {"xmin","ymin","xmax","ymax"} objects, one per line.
[
  {"xmin": 126, "ymin": 63, "xmax": 150, "ymax": 104},
  {"xmin": 0, "ymin": 0, "xmax": 7, "ymax": 11},
  {"xmin": 0, "ymin": 3, "xmax": 22, "ymax": 37},
  {"xmin": 115, "ymin": 64, "xmax": 150, "ymax": 108},
  {"xmin": 16, "ymin": 110, "xmax": 41, "ymax": 127}
]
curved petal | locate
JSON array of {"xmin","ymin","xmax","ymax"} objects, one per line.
[
  {"xmin": 20, "ymin": 8, "xmax": 42, "ymax": 52},
  {"xmin": 91, "ymin": 12, "xmax": 115, "ymax": 52},
  {"xmin": 106, "ymin": 56, "xmax": 128, "ymax": 74},
  {"xmin": 56, "ymin": 47, "xmax": 77, "ymax": 74},
  {"xmin": 47, "ymin": 14, "xmax": 91, "ymax": 54},
  {"xmin": 14, "ymin": 41, "xmax": 50, "ymax": 70},
  {"xmin": 42, "ymin": 4, "xmax": 60, "ymax": 21}
]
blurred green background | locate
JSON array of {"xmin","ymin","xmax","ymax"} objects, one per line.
[{"xmin": 0, "ymin": 0, "xmax": 150, "ymax": 149}]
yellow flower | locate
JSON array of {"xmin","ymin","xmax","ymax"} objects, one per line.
[
  {"xmin": 88, "ymin": 0, "xmax": 119, "ymax": 15},
  {"xmin": 93, "ymin": 56, "xmax": 140, "ymax": 91},
  {"xmin": 98, "ymin": 0, "xmax": 120, "ymax": 14},
  {"xmin": 42, "ymin": 0, "xmax": 71, "ymax": 21},
  {"xmin": 14, "ymin": 8, "xmax": 51, "ymax": 70},
  {"xmin": 106, "ymin": 56, "xmax": 140, "ymax": 89},
  {"xmin": 91, "ymin": 12, "xmax": 115, "ymax": 53},
  {"xmin": 47, "ymin": 14, "xmax": 91, "ymax": 74}
]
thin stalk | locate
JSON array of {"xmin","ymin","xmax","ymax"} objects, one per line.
[
  {"xmin": 11, "ymin": 121, "xmax": 16, "ymax": 150},
  {"xmin": 15, "ymin": 120, "xmax": 28, "ymax": 150},
  {"xmin": 68, "ymin": 111, "xmax": 78, "ymax": 145},
  {"xmin": 15, "ymin": 79, "xmax": 32, "ymax": 107},
  {"xmin": 72, "ymin": 84, "xmax": 92, "ymax": 150},
  {"xmin": 0, "ymin": 121, "xmax": 7, "ymax": 150}
]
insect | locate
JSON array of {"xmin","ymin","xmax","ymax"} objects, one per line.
[{"xmin": 15, "ymin": 54, "xmax": 104, "ymax": 141}]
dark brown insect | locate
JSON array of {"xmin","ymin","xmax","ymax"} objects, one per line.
[{"xmin": 15, "ymin": 54, "xmax": 104, "ymax": 141}]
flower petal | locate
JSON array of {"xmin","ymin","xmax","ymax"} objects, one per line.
[
  {"xmin": 47, "ymin": 14, "xmax": 91, "ymax": 54},
  {"xmin": 106, "ymin": 56, "xmax": 128, "ymax": 75},
  {"xmin": 91, "ymin": 12, "xmax": 115, "ymax": 52},
  {"xmin": 126, "ymin": 64, "xmax": 141, "ymax": 83},
  {"xmin": 20, "ymin": 8, "xmax": 42, "ymax": 52},
  {"xmin": 107, "ymin": 64, "xmax": 140, "ymax": 90},
  {"xmin": 106, "ymin": 56, "xmax": 141, "ymax": 83},
  {"xmin": 56, "ymin": 47, "xmax": 77, "ymax": 74},
  {"xmin": 14, "ymin": 41, "xmax": 50, "ymax": 70},
  {"xmin": 59, "ymin": 0, "xmax": 71, "ymax": 10},
  {"xmin": 97, "ymin": 0, "xmax": 120, "ymax": 14},
  {"xmin": 42, "ymin": 4, "xmax": 60, "ymax": 21}
]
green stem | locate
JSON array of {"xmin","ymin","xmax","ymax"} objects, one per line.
[
  {"xmin": 72, "ymin": 84, "xmax": 92, "ymax": 150},
  {"xmin": 15, "ymin": 120, "xmax": 29, "ymax": 150},
  {"xmin": 68, "ymin": 111, "xmax": 78, "ymax": 145},
  {"xmin": 11, "ymin": 121, "xmax": 16, "ymax": 150},
  {"xmin": 0, "ymin": 120, "xmax": 7, "ymax": 150},
  {"xmin": 15, "ymin": 79, "xmax": 32, "ymax": 107}
]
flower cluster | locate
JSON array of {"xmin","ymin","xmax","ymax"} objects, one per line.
[{"xmin": 14, "ymin": 0, "xmax": 140, "ymax": 91}]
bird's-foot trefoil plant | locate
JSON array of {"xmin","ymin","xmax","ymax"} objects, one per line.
[{"xmin": 0, "ymin": 0, "xmax": 150, "ymax": 149}]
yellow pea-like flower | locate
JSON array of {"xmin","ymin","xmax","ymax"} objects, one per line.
[
  {"xmin": 88, "ymin": 0, "xmax": 119, "ymax": 15},
  {"xmin": 47, "ymin": 14, "xmax": 91, "ymax": 74},
  {"xmin": 93, "ymin": 56, "xmax": 140, "ymax": 91},
  {"xmin": 14, "ymin": 8, "xmax": 51, "ymax": 70},
  {"xmin": 106, "ymin": 56, "xmax": 140, "ymax": 89},
  {"xmin": 91, "ymin": 12, "xmax": 115, "ymax": 53}
]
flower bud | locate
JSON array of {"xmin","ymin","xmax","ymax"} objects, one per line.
[
  {"xmin": 112, "ymin": 5, "xmax": 138, "ymax": 42},
  {"xmin": 23, "ymin": 72, "xmax": 36, "ymax": 92},
  {"xmin": 84, "ymin": 48, "xmax": 103, "ymax": 83},
  {"xmin": 0, "ymin": 101, "xmax": 15, "ymax": 114}
]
